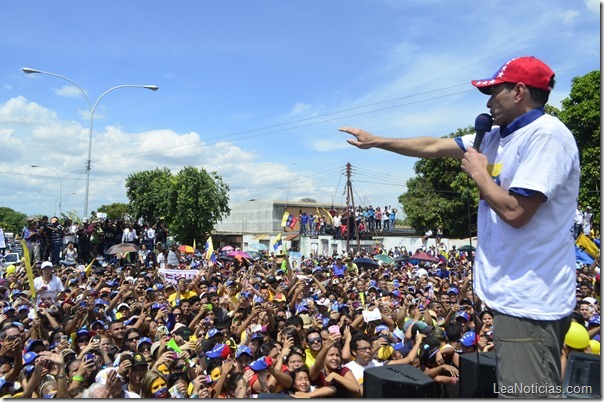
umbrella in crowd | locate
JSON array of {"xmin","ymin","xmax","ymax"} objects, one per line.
[
  {"xmin": 227, "ymin": 250, "xmax": 252, "ymax": 260},
  {"xmin": 105, "ymin": 243, "xmax": 140, "ymax": 255},
  {"xmin": 247, "ymin": 243, "xmax": 269, "ymax": 252},
  {"xmin": 457, "ymin": 244, "xmax": 476, "ymax": 252},
  {"xmin": 178, "ymin": 245, "xmax": 195, "ymax": 254},
  {"xmin": 352, "ymin": 257, "xmax": 379, "ymax": 269},
  {"xmin": 394, "ymin": 255, "xmax": 410, "ymax": 263},
  {"xmin": 221, "ymin": 245, "xmax": 234, "ymax": 252},
  {"xmin": 409, "ymin": 252, "xmax": 439, "ymax": 263},
  {"xmin": 245, "ymin": 250, "xmax": 263, "ymax": 261},
  {"xmin": 374, "ymin": 253, "xmax": 394, "ymax": 264}
]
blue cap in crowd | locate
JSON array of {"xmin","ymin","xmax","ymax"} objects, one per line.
[
  {"xmin": 249, "ymin": 356, "xmax": 270, "ymax": 371},
  {"xmin": 455, "ymin": 311, "xmax": 470, "ymax": 322},
  {"xmin": 460, "ymin": 331, "xmax": 477, "ymax": 347},
  {"xmin": 206, "ymin": 343, "xmax": 229, "ymax": 359},
  {"xmin": 25, "ymin": 339, "xmax": 45, "ymax": 353},
  {"xmin": 76, "ymin": 328, "xmax": 90, "ymax": 337},
  {"xmin": 235, "ymin": 345, "xmax": 252, "ymax": 359},
  {"xmin": 207, "ymin": 329, "xmax": 221, "ymax": 338},
  {"xmin": 23, "ymin": 352, "xmax": 37, "ymax": 365}
]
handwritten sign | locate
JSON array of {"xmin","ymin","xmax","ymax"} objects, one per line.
[{"xmin": 158, "ymin": 268, "xmax": 199, "ymax": 285}]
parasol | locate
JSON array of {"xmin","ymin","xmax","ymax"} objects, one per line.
[{"xmin": 105, "ymin": 243, "xmax": 140, "ymax": 255}]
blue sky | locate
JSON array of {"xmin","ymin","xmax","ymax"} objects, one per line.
[{"xmin": 0, "ymin": 0, "xmax": 599, "ymax": 220}]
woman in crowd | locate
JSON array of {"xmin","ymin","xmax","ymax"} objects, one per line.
[
  {"xmin": 60, "ymin": 241, "xmax": 78, "ymax": 266},
  {"xmin": 288, "ymin": 365, "xmax": 336, "ymax": 397},
  {"xmin": 314, "ymin": 343, "xmax": 360, "ymax": 397},
  {"xmin": 140, "ymin": 369, "xmax": 169, "ymax": 398}
]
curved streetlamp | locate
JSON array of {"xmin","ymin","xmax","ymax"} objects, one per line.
[
  {"xmin": 31, "ymin": 165, "xmax": 86, "ymax": 216},
  {"xmin": 22, "ymin": 67, "xmax": 158, "ymax": 219}
]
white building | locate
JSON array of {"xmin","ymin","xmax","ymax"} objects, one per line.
[{"xmin": 213, "ymin": 199, "xmax": 473, "ymax": 257}]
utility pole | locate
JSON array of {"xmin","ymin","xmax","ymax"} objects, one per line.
[{"xmin": 345, "ymin": 163, "xmax": 361, "ymax": 254}]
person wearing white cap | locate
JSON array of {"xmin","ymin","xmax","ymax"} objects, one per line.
[{"xmin": 340, "ymin": 56, "xmax": 579, "ymax": 397}]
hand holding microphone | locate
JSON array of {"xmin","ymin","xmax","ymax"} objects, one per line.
[
  {"xmin": 473, "ymin": 113, "xmax": 493, "ymax": 152},
  {"xmin": 462, "ymin": 113, "xmax": 493, "ymax": 179}
]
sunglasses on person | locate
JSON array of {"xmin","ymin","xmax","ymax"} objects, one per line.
[
  {"xmin": 128, "ymin": 336, "xmax": 141, "ymax": 342},
  {"xmin": 307, "ymin": 337, "xmax": 322, "ymax": 344}
]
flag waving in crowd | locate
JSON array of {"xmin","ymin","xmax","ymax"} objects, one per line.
[
  {"xmin": 205, "ymin": 235, "xmax": 216, "ymax": 262},
  {"xmin": 272, "ymin": 233, "xmax": 282, "ymax": 252}
]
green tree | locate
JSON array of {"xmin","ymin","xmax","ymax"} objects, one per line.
[
  {"xmin": 125, "ymin": 167, "xmax": 173, "ymax": 224},
  {"xmin": 0, "ymin": 207, "xmax": 28, "ymax": 236},
  {"xmin": 125, "ymin": 166, "xmax": 230, "ymax": 244},
  {"xmin": 168, "ymin": 166, "xmax": 230, "ymax": 245},
  {"xmin": 399, "ymin": 127, "xmax": 478, "ymax": 238},
  {"xmin": 554, "ymin": 70, "xmax": 600, "ymax": 225},
  {"xmin": 95, "ymin": 203, "xmax": 132, "ymax": 221},
  {"xmin": 61, "ymin": 209, "xmax": 83, "ymax": 223}
]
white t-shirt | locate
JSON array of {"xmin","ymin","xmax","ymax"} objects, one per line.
[
  {"xmin": 344, "ymin": 359, "xmax": 383, "ymax": 385},
  {"xmin": 34, "ymin": 275, "xmax": 65, "ymax": 302},
  {"xmin": 459, "ymin": 113, "xmax": 579, "ymax": 320},
  {"xmin": 575, "ymin": 208, "xmax": 584, "ymax": 224},
  {"xmin": 157, "ymin": 252, "xmax": 166, "ymax": 269}
]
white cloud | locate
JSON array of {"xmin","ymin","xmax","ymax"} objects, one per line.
[
  {"xmin": 56, "ymin": 85, "xmax": 88, "ymax": 99},
  {"xmin": 289, "ymin": 102, "xmax": 313, "ymax": 116},
  {"xmin": 556, "ymin": 9, "xmax": 580, "ymax": 25},
  {"xmin": 584, "ymin": 0, "xmax": 599, "ymax": 14}
]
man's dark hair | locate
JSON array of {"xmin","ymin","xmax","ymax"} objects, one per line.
[
  {"xmin": 108, "ymin": 319, "xmax": 124, "ymax": 330},
  {"xmin": 257, "ymin": 341, "xmax": 276, "ymax": 358},
  {"xmin": 446, "ymin": 321, "xmax": 463, "ymax": 343},
  {"xmin": 502, "ymin": 78, "xmax": 554, "ymax": 106},
  {"xmin": 125, "ymin": 328, "xmax": 140, "ymax": 339},
  {"xmin": 286, "ymin": 315, "xmax": 303, "ymax": 329},
  {"xmin": 305, "ymin": 328, "xmax": 321, "ymax": 342},
  {"xmin": 350, "ymin": 333, "xmax": 371, "ymax": 352},
  {"xmin": 571, "ymin": 312, "xmax": 585, "ymax": 327}
]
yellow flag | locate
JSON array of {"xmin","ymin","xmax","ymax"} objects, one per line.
[
  {"xmin": 281, "ymin": 210, "xmax": 290, "ymax": 227},
  {"xmin": 205, "ymin": 236, "xmax": 215, "ymax": 262},
  {"xmin": 20, "ymin": 240, "xmax": 36, "ymax": 299},
  {"xmin": 576, "ymin": 233, "xmax": 599, "ymax": 258},
  {"xmin": 322, "ymin": 208, "xmax": 333, "ymax": 224},
  {"xmin": 85, "ymin": 258, "xmax": 96, "ymax": 277},
  {"xmin": 272, "ymin": 233, "xmax": 282, "ymax": 252}
]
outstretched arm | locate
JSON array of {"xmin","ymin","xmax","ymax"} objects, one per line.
[{"xmin": 339, "ymin": 127, "xmax": 464, "ymax": 159}]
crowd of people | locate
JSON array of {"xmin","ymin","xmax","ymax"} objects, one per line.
[
  {"xmin": 0, "ymin": 221, "xmax": 600, "ymax": 398},
  {"xmin": 297, "ymin": 206, "xmax": 399, "ymax": 238}
]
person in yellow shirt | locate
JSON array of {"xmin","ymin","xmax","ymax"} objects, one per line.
[
  {"xmin": 167, "ymin": 277, "xmax": 198, "ymax": 306},
  {"xmin": 304, "ymin": 328, "xmax": 324, "ymax": 368},
  {"xmin": 345, "ymin": 257, "xmax": 359, "ymax": 276}
]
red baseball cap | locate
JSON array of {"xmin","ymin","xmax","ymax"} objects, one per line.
[{"xmin": 471, "ymin": 56, "xmax": 554, "ymax": 94}]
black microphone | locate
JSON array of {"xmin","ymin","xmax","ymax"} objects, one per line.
[{"xmin": 473, "ymin": 113, "xmax": 493, "ymax": 152}]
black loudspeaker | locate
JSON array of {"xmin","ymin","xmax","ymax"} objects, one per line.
[
  {"xmin": 258, "ymin": 393, "xmax": 291, "ymax": 398},
  {"xmin": 562, "ymin": 351, "xmax": 600, "ymax": 398},
  {"xmin": 364, "ymin": 363, "xmax": 435, "ymax": 398},
  {"xmin": 459, "ymin": 351, "xmax": 498, "ymax": 398}
]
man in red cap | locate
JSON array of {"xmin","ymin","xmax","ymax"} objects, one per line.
[{"xmin": 340, "ymin": 56, "xmax": 579, "ymax": 397}]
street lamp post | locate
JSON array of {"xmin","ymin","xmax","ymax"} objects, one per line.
[
  {"xmin": 31, "ymin": 165, "xmax": 86, "ymax": 216},
  {"xmin": 22, "ymin": 67, "xmax": 158, "ymax": 219}
]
